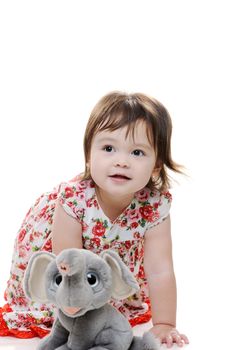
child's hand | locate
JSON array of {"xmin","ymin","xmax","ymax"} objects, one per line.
[{"xmin": 150, "ymin": 324, "xmax": 189, "ymax": 348}]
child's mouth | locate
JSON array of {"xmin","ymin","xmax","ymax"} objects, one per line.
[{"xmin": 109, "ymin": 174, "xmax": 131, "ymax": 180}]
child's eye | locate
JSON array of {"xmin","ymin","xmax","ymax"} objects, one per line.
[
  {"xmin": 103, "ymin": 145, "xmax": 114, "ymax": 152},
  {"xmin": 132, "ymin": 149, "xmax": 145, "ymax": 156}
]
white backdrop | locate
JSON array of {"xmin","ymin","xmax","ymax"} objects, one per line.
[{"xmin": 0, "ymin": 1, "xmax": 232, "ymax": 349}]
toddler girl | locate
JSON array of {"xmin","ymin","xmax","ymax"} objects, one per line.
[{"xmin": 0, "ymin": 91, "xmax": 189, "ymax": 347}]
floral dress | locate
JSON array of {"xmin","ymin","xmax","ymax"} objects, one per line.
[{"xmin": 0, "ymin": 177, "xmax": 172, "ymax": 338}]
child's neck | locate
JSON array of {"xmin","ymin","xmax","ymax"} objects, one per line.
[{"xmin": 95, "ymin": 187, "xmax": 134, "ymax": 222}]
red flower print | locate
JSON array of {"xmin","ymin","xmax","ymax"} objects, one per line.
[
  {"xmin": 17, "ymin": 263, "xmax": 27, "ymax": 270},
  {"xmin": 76, "ymin": 191, "xmax": 85, "ymax": 200},
  {"xmin": 18, "ymin": 229, "xmax": 27, "ymax": 242},
  {"xmin": 82, "ymin": 222, "xmax": 89, "ymax": 233},
  {"xmin": 18, "ymin": 245, "xmax": 28, "ymax": 258},
  {"xmin": 47, "ymin": 215, "xmax": 53, "ymax": 225},
  {"xmin": 138, "ymin": 265, "xmax": 145, "ymax": 279},
  {"xmin": 128, "ymin": 209, "xmax": 139, "ymax": 221},
  {"xmin": 163, "ymin": 191, "xmax": 172, "ymax": 201},
  {"xmin": 42, "ymin": 239, "xmax": 52, "ymax": 252},
  {"xmin": 154, "ymin": 209, "xmax": 160, "ymax": 220},
  {"xmin": 78, "ymin": 181, "xmax": 88, "ymax": 190},
  {"xmin": 139, "ymin": 205, "xmax": 155, "ymax": 222},
  {"xmin": 131, "ymin": 222, "xmax": 139, "ymax": 229},
  {"xmin": 124, "ymin": 241, "xmax": 131, "ymax": 250},
  {"xmin": 133, "ymin": 231, "xmax": 141, "ymax": 239},
  {"xmin": 76, "ymin": 208, "xmax": 85, "ymax": 220},
  {"xmin": 64, "ymin": 187, "xmax": 74, "ymax": 198},
  {"xmin": 14, "ymin": 297, "xmax": 28, "ymax": 307},
  {"xmin": 92, "ymin": 221, "xmax": 106, "ymax": 237},
  {"xmin": 134, "ymin": 247, "xmax": 139, "ymax": 260},
  {"xmin": 91, "ymin": 237, "xmax": 101, "ymax": 247},
  {"xmin": 50, "ymin": 203, "xmax": 56, "ymax": 210},
  {"xmin": 38, "ymin": 205, "xmax": 49, "ymax": 218},
  {"xmin": 48, "ymin": 193, "xmax": 57, "ymax": 201},
  {"xmin": 137, "ymin": 190, "xmax": 150, "ymax": 201},
  {"xmin": 86, "ymin": 198, "xmax": 92, "ymax": 207},
  {"xmin": 118, "ymin": 247, "xmax": 125, "ymax": 257},
  {"xmin": 86, "ymin": 198, "xmax": 98, "ymax": 208},
  {"xmin": 120, "ymin": 219, "xmax": 128, "ymax": 227}
]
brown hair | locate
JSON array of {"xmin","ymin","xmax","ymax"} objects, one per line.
[{"xmin": 82, "ymin": 91, "xmax": 183, "ymax": 192}]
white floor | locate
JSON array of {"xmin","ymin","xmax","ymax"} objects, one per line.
[
  {"xmin": 0, "ymin": 337, "xmax": 40, "ymax": 349},
  {"xmin": 0, "ymin": 335, "xmax": 189, "ymax": 350}
]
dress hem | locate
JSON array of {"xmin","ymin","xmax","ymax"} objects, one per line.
[
  {"xmin": 0, "ymin": 303, "xmax": 151, "ymax": 339},
  {"xmin": 0, "ymin": 304, "xmax": 50, "ymax": 339}
]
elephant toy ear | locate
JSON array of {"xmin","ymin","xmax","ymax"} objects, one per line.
[
  {"xmin": 100, "ymin": 250, "xmax": 140, "ymax": 300},
  {"xmin": 23, "ymin": 251, "xmax": 55, "ymax": 303}
]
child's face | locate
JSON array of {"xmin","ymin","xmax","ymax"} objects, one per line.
[{"xmin": 89, "ymin": 121, "xmax": 158, "ymax": 198}]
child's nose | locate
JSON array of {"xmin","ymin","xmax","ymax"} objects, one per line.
[{"xmin": 114, "ymin": 155, "xmax": 129, "ymax": 168}]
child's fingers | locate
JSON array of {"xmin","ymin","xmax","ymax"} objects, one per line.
[
  {"xmin": 164, "ymin": 332, "xmax": 187, "ymax": 348},
  {"xmin": 159, "ymin": 330, "xmax": 189, "ymax": 348},
  {"xmin": 173, "ymin": 334, "xmax": 184, "ymax": 347},
  {"xmin": 179, "ymin": 334, "xmax": 190, "ymax": 344},
  {"xmin": 165, "ymin": 334, "xmax": 173, "ymax": 348}
]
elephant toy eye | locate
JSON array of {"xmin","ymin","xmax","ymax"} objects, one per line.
[
  {"xmin": 55, "ymin": 273, "xmax": 62, "ymax": 286},
  {"xmin": 86, "ymin": 272, "xmax": 99, "ymax": 287}
]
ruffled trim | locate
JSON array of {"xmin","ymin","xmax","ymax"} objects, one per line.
[
  {"xmin": 129, "ymin": 299, "xmax": 151, "ymax": 327},
  {"xmin": 129, "ymin": 310, "xmax": 151, "ymax": 327},
  {"xmin": 0, "ymin": 304, "xmax": 50, "ymax": 338},
  {"xmin": 1, "ymin": 301, "xmax": 151, "ymax": 338}
]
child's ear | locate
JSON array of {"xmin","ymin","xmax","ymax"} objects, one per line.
[
  {"xmin": 152, "ymin": 167, "xmax": 160, "ymax": 176},
  {"xmin": 151, "ymin": 166, "xmax": 161, "ymax": 179},
  {"xmin": 23, "ymin": 251, "xmax": 55, "ymax": 303},
  {"xmin": 152, "ymin": 159, "xmax": 162, "ymax": 176},
  {"xmin": 154, "ymin": 159, "xmax": 162, "ymax": 172}
]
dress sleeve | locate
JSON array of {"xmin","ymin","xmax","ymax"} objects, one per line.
[
  {"xmin": 57, "ymin": 182, "xmax": 85, "ymax": 224},
  {"xmin": 146, "ymin": 191, "xmax": 172, "ymax": 231}
]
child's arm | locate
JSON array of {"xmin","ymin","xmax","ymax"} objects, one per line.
[
  {"xmin": 51, "ymin": 201, "xmax": 83, "ymax": 255},
  {"xmin": 144, "ymin": 216, "xmax": 189, "ymax": 347}
]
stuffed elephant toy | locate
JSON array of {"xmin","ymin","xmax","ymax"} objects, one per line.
[{"xmin": 24, "ymin": 248, "xmax": 159, "ymax": 350}]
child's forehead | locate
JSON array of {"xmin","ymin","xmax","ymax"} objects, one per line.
[{"xmin": 95, "ymin": 121, "xmax": 152, "ymax": 144}]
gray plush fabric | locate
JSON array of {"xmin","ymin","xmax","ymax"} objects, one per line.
[{"xmin": 24, "ymin": 248, "xmax": 160, "ymax": 350}]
